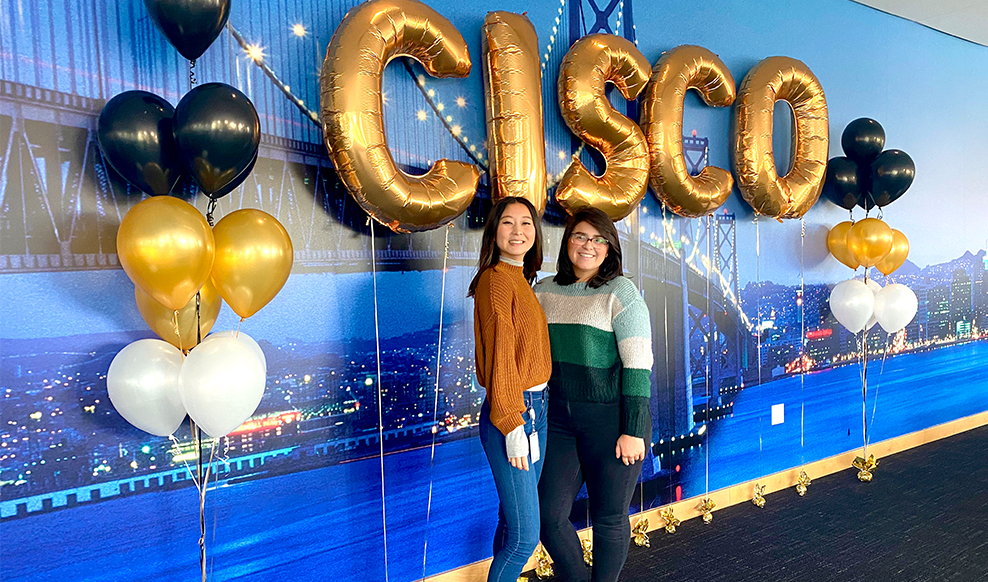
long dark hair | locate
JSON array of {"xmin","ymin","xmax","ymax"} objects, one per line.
[
  {"xmin": 467, "ymin": 197, "xmax": 543, "ymax": 297},
  {"xmin": 554, "ymin": 206, "xmax": 622, "ymax": 288}
]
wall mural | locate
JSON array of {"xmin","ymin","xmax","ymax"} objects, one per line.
[{"xmin": 1, "ymin": 0, "xmax": 986, "ymax": 580}]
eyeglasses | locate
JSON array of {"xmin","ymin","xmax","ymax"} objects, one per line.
[{"xmin": 569, "ymin": 232, "xmax": 609, "ymax": 247}]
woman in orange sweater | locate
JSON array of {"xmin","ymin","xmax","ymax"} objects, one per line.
[{"xmin": 469, "ymin": 196, "xmax": 552, "ymax": 582}]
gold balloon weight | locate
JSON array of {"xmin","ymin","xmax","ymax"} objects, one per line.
[
  {"xmin": 534, "ymin": 545, "xmax": 553, "ymax": 579},
  {"xmin": 752, "ymin": 483, "xmax": 767, "ymax": 508},
  {"xmin": 581, "ymin": 538, "xmax": 593, "ymax": 566},
  {"xmin": 661, "ymin": 507, "xmax": 679, "ymax": 534},
  {"xmin": 853, "ymin": 454, "xmax": 879, "ymax": 482},
  {"xmin": 697, "ymin": 498, "xmax": 716, "ymax": 524},
  {"xmin": 796, "ymin": 470, "xmax": 812, "ymax": 496},
  {"xmin": 631, "ymin": 518, "xmax": 650, "ymax": 548}
]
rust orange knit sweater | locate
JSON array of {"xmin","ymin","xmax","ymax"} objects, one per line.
[{"xmin": 473, "ymin": 261, "xmax": 552, "ymax": 436}]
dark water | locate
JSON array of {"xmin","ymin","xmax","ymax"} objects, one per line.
[{"xmin": 2, "ymin": 341, "xmax": 986, "ymax": 581}]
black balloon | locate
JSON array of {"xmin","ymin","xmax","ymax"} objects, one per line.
[
  {"xmin": 173, "ymin": 83, "xmax": 260, "ymax": 198},
  {"xmin": 821, "ymin": 156, "xmax": 863, "ymax": 210},
  {"xmin": 869, "ymin": 149, "xmax": 915, "ymax": 207},
  {"xmin": 144, "ymin": 0, "xmax": 231, "ymax": 61},
  {"xmin": 841, "ymin": 118, "xmax": 885, "ymax": 164},
  {"xmin": 97, "ymin": 91, "xmax": 185, "ymax": 196},
  {"xmin": 207, "ymin": 148, "xmax": 258, "ymax": 200}
]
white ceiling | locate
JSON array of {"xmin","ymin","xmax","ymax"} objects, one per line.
[{"xmin": 853, "ymin": 0, "xmax": 988, "ymax": 47}]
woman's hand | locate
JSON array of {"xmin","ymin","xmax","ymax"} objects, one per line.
[
  {"xmin": 509, "ymin": 456, "xmax": 530, "ymax": 471},
  {"xmin": 615, "ymin": 435, "xmax": 646, "ymax": 466}
]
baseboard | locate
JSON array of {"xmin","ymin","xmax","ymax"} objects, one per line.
[{"xmin": 425, "ymin": 410, "xmax": 988, "ymax": 581}]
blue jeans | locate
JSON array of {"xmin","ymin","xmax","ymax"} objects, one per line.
[{"xmin": 479, "ymin": 390, "xmax": 548, "ymax": 582}]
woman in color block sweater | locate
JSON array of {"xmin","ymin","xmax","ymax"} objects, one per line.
[
  {"xmin": 469, "ymin": 196, "xmax": 552, "ymax": 582},
  {"xmin": 535, "ymin": 207, "xmax": 653, "ymax": 582}
]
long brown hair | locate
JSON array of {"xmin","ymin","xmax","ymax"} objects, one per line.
[
  {"xmin": 467, "ymin": 197, "xmax": 543, "ymax": 297},
  {"xmin": 554, "ymin": 206, "xmax": 622, "ymax": 288}
]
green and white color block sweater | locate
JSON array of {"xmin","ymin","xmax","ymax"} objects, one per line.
[{"xmin": 534, "ymin": 276, "xmax": 653, "ymax": 438}]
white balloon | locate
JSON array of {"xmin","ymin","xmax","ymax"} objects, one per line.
[
  {"xmin": 829, "ymin": 279, "xmax": 875, "ymax": 333},
  {"xmin": 873, "ymin": 284, "xmax": 918, "ymax": 333},
  {"xmin": 107, "ymin": 339, "xmax": 186, "ymax": 436},
  {"xmin": 864, "ymin": 278, "xmax": 882, "ymax": 330},
  {"xmin": 180, "ymin": 337, "xmax": 266, "ymax": 437},
  {"xmin": 203, "ymin": 330, "xmax": 267, "ymax": 374}
]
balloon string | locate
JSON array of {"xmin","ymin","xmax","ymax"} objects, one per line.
[
  {"xmin": 799, "ymin": 218, "xmax": 806, "ymax": 465},
  {"xmin": 368, "ymin": 219, "xmax": 390, "ymax": 582},
  {"xmin": 754, "ymin": 216, "xmax": 762, "ymax": 469},
  {"xmin": 862, "ymin": 329, "xmax": 869, "ymax": 458},
  {"xmin": 704, "ymin": 216, "xmax": 711, "ymax": 498},
  {"xmin": 421, "ymin": 224, "xmax": 451, "ymax": 580},
  {"xmin": 192, "ymin": 421, "xmax": 206, "ymax": 582},
  {"xmin": 168, "ymin": 433, "xmax": 200, "ymax": 486},
  {"xmin": 195, "ymin": 292, "xmax": 202, "ymax": 346},
  {"xmin": 189, "ymin": 59, "xmax": 197, "ymax": 89},
  {"xmin": 649, "ymin": 203, "xmax": 672, "ymax": 511},
  {"xmin": 206, "ymin": 198, "xmax": 217, "ymax": 227},
  {"xmin": 754, "ymin": 217, "xmax": 762, "ymax": 386},
  {"xmin": 197, "ymin": 438, "xmax": 217, "ymax": 582},
  {"xmin": 861, "ymin": 270, "xmax": 870, "ymax": 458},
  {"xmin": 866, "ymin": 334, "xmax": 894, "ymax": 450},
  {"xmin": 173, "ymin": 310, "xmax": 184, "ymax": 354}
]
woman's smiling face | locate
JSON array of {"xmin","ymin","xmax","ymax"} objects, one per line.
[
  {"xmin": 567, "ymin": 221, "xmax": 609, "ymax": 281},
  {"xmin": 495, "ymin": 202, "xmax": 536, "ymax": 262}
]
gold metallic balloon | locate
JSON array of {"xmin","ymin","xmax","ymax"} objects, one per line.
[
  {"xmin": 826, "ymin": 221, "xmax": 859, "ymax": 270},
  {"xmin": 116, "ymin": 196, "xmax": 215, "ymax": 311},
  {"xmin": 210, "ymin": 209, "xmax": 294, "ymax": 319},
  {"xmin": 320, "ymin": 0, "xmax": 479, "ymax": 233},
  {"xmin": 482, "ymin": 11, "xmax": 547, "ymax": 215},
  {"xmin": 640, "ymin": 45, "xmax": 736, "ymax": 217},
  {"xmin": 555, "ymin": 34, "xmax": 651, "ymax": 221},
  {"xmin": 732, "ymin": 56, "xmax": 829, "ymax": 219},
  {"xmin": 875, "ymin": 229, "xmax": 909, "ymax": 275},
  {"xmin": 846, "ymin": 217, "xmax": 893, "ymax": 268},
  {"xmin": 135, "ymin": 280, "xmax": 222, "ymax": 350}
]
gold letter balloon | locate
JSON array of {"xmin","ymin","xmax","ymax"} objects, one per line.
[
  {"xmin": 640, "ymin": 45, "xmax": 736, "ymax": 217},
  {"xmin": 320, "ymin": 0, "xmax": 479, "ymax": 232},
  {"xmin": 210, "ymin": 209, "xmax": 294, "ymax": 319},
  {"xmin": 555, "ymin": 34, "xmax": 651, "ymax": 221},
  {"xmin": 483, "ymin": 11, "xmax": 547, "ymax": 215},
  {"xmin": 116, "ymin": 196, "xmax": 215, "ymax": 311},
  {"xmin": 732, "ymin": 57, "xmax": 829, "ymax": 219},
  {"xmin": 135, "ymin": 280, "xmax": 222, "ymax": 350}
]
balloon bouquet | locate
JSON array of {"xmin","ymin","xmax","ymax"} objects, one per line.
[
  {"xmin": 95, "ymin": 2, "xmax": 294, "ymax": 578},
  {"xmin": 822, "ymin": 118, "xmax": 918, "ymax": 337},
  {"xmin": 821, "ymin": 118, "xmax": 918, "ymax": 481},
  {"xmin": 96, "ymin": 0, "xmax": 293, "ymax": 451}
]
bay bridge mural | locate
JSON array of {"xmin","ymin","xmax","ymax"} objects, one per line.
[{"xmin": 3, "ymin": 0, "xmax": 988, "ymax": 581}]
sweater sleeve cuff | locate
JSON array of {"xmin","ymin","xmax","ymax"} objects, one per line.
[
  {"xmin": 621, "ymin": 395, "xmax": 651, "ymax": 439},
  {"xmin": 505, "ymin": 424, "xmax": 528, "ymax": 459},
  {"xmin": 492, "ymin": 411, "xmax": 525, "ymax": 437}
]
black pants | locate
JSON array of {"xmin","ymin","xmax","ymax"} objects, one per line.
[{"xmin": 538, "ymin": 397, "xmax": 647, "ymax": 582}]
